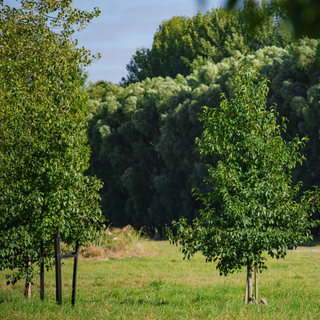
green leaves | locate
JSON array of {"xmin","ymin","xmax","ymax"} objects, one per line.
[
  {"xmin": 0, "ymin": 0, "xmax": 103, "ymax": 288},
  {"xmin": 168, "ymin": 65, "xmax": 320, "ymax": 276},
  {"xmin": 227, "ymin": 0, "xmax": 320, "ymax": 39},
  {"xmin": 88, "ymin": 38, "xmax": 320, "ymax": 254},
  {"xmin": 122, "ymin": 3, "xmax": 290, "ymax": 84}
]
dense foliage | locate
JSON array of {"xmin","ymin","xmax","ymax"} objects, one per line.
[
  {"xmin": 0, "ymin": 0, "xmax": 103, "ymax": 293},
  {"xmin": 227, "ymin": 0, "xmax": 320, "ymax": 39},
  {"xmin": 86, "ymin": 39, "xmax": 320, "ymax": 233},
  {"xmin": 167, "ymin": 65, "xmax": 320, "ymax": 302},
  {"xmin": 122, "ymin": 0, "xmax": 292, "ymax": 84}
]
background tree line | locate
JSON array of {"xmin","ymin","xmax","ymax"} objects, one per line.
[
  {"xmin": 121, "ymin": 0, "xmax": 293, "ymax": 84},
  {"xmin": 86, "ymin": 3, "xmax": 320, "ymax": 236}
]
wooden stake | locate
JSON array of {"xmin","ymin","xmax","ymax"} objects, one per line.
[
  {"xmin": 25, "ymin": 260, "xmax": 31, "ymax": 298},
  {"xmin": 255, "ymin": 264, "xmax": 258, "ymax": 304},
  {"xmin": 40, "ymin": 241, "xmax": 44, "ymax": 301}
]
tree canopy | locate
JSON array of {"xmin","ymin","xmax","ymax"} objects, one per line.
[
  {"xmin": 86, "ymin": 39, "xmax": 320, "ymax": 234},
  {"xmin": 167, "ymin": 65, "xmax": 320, "ymax": 302},
  {"xmin": 227, "ymin": 0, "xmax": 320, "ymax": 39},
  {"xmin": 121, "ymin": 1, "xmax": 292, "ymax": 84},
  {"xmin": 0, "ymin": 0, "xmax": 103, "ymax": 294}
]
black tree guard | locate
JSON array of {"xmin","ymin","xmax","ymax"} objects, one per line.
[
  {"xmin": 39, "ymin": 238, "xmax": 79, "ymax": 306},
  {"xmin": 40, "ymin": 240, "xmax": 44, "ymax": 301}
]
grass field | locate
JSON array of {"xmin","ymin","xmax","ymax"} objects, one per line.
[{"xmin": 1, "ymin": 240, "xmax": 320, "ymax": 319}]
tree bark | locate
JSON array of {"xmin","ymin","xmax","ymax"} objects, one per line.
[
  {"xmin": 25, "ymin": 260, "xmax": 31, "ymax": 298},
  {"xmin": 246, "ymin": 258, "xmax": 253, "ymax": 304},
  {"xmin": 244, "ymin": 276, "xmax": 248, "ymax": 303}
]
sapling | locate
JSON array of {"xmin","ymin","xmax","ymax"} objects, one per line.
[{"xmin": 168, "ymin": 65, "xmax": 320, "ymax": 303}]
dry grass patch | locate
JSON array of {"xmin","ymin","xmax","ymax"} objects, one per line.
[{"xmin": 80, "ymin": 225, "xmax": 158, "ymax": 260}]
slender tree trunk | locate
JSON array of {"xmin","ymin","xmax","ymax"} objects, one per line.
[
  {"xmin": 25, "ymin": 260, "xmax": 31, "ymax": 298},
  {"xmin": 153, "ymin": 227, "xmax": 159, "ymax": 239},
  {"xmin": 244, "ymin": 276, "xmax": 248, "ymax": 303},
  {"xmin": 246, "ymin": 258, "xmax": 253, "ymax": 304}
]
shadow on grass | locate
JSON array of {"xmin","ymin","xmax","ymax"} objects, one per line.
[{"xmin": 121, "ymin": 298, "xmax": 170, "ymax": 306}]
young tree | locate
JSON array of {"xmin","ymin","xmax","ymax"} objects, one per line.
[
  {"xmin": 0, "ymin": 0, "xmax": 103, "ymax": 297},
  {"xmin": 167, "ymin": 65, "xmax": 320, "ymax": 303}
]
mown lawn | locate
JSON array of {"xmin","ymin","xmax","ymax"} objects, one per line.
[{"xmin": 1, "ymin": 241, "xmax": 320, "ymax": 319}]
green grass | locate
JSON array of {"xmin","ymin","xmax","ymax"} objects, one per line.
[{"xmin": 1, "ymin": 241, "xmax": 320, "ymax": 319}]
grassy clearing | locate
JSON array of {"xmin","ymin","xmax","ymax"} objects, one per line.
[{"xmin": 1, "ymin": 241, "xmax": 320, "ymax": 319}]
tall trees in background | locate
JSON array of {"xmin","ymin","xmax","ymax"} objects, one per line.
[
  {"xmin": 121, "ymin": 1, "xmax": 292, "ymax": 84},
  {"xmin": 0, "ymin": 0, "xmax": 103, "ymax": 296},
  {"xmin": 86, "ymin": 78, "xmax": 207, "ymax": 233},
  {"xmin": 86, "ymin": 39, "xmax": 320, "ymax": 233},
  {"xmin": 227, "ymin": 0, "xmax": 320, "ymax": 39}
]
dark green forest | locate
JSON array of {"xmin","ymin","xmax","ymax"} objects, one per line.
[{"xmin": 85, "ymin": 4, "xmax": 320, "ymax": 236}]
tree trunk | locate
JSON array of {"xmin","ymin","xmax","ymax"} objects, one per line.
[
  {"xmin": 25, "ymin": 260, "xmax": 31, "ymax": 298},
  {"xmin": 246, "ymin": 258, "xmax": 253, "ymax": 304}
]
